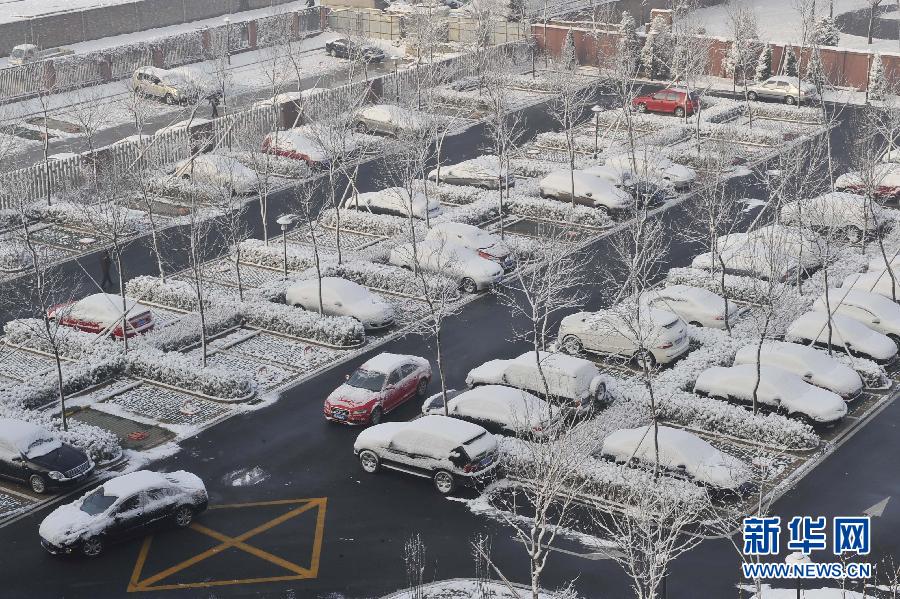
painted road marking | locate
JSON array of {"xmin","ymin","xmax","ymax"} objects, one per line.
[{"xmin": 127, "ymin": 497, "xmax": 327, "ymax": 592}]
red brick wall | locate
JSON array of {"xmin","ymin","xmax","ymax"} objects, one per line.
[{"xmin": 534, "ymin": 22, "xmax": 900, "ymax": 92}]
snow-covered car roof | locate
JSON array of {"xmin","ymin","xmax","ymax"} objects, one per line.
[
  {"xmin": 0, "ymin": 418, "xmax": 60, "ymax": 457},
  {"xmin": 427, "ymin": 221, "xmax": 493, "ymax": 243},
  {"xmin": 348, "ymin": 187, "xmax": 438, "ymax": 216},
  {"xmin": 540, "ymin": 170, "xmax": 630, "ymax": 199},
  {"xmin": 788, "ymin": 311, "xmax": 896, "ymax": 360},
  {"xmin": 287, "ymin": 277, "xmax": 370, "ymax": 300},
  {"xmin": 511, "ymin": 351, "xmax": 599, "ymax": 379},
  {"xmin": 102, "ymin": 470, "xmax": 176, "ymax": 497},
  {"xmin": 268, "ymin": 129, "xmax": 325, "ymax": 156},
  {"xmin": 816, "ymin": 287, "xmax": 900, "ymax": 318},
  {"xmin": 63, "ymin": 293, "xmax": 149, "ymax": 326},
  {"xmin": 602, "ymin": 425, "xmax": 750, "ymax": 489},
  {"xmin": 837, "ymin": 163, "xmax": 900, "ymax": 187},
  {"xmin": 448, "ymin": 385, "xmax": 550, "ymax": 427},
  {"xmin": 361, "ymin": 352, "xmax": 428, "ymax": 375},
  {"xmin": 433, "ymin": 155, "xmax": 507, "ymax": 179},
  {"xmin": 733, "ymin": 341, "xmax": 863, "ymax": 396},
  {"xmin": 569, "ymin": 306, "xmax": 679, "ymax": 333},
  {"xmin": 359, "ymin": 104, "xmax": 420, "ymax": 124},
  {"xmin": 355, "ymin": 415, "xmax": 490, "ymax": 455},
  {"xmin": 651, "ymin": 284, "xmax": 724, "ymax": 306},
  {"xmin": 843, "ymin": 270, "xmax": 900, "ymax": 297}
]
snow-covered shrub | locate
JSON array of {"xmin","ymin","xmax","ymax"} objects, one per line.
[
  {"xmin": 0, "ymin": 241, "xmax": 33, "ymax": 272},
  {"xmin": 0, "ymin": 208, "xmax": 22, "ymax": 231},
  {"xmin": 666, "ymin": 267, "xmax": 790, "ymax": 305},
  {"xmin": 702, "ymin": 122, "xmax": 784, "ymax": 146},
  {"xmin": 658, "ymin": 390, "xmax": 819, "ymax": 450},
  {"xmin": 4, "ymin": 318, "xmax": 119, "ymax": 359},
  {"xmin": 701, "ymin": 97, "xmax": 746, "ymax": 124},
  {"xmin": 427, "ymin": 182, "xmax": 488, "ymax": 206},
  {"xmin": 136, "ymin": 306, "xmax": 244, "ymax": 352},
  {"xmin": 216, "ymin": 150, "xmax": 310, "ymax": 179},
  {"xmin": 238, "ymin": 238, "xmax": 324, "ymax": 271},
  {"xmin": 241, "ymin": 300, "xmax": 365, "ymax": 347},
  {"xmin": 28, "ymin": 201, "xmax": 141, "ymax": 235},
  {"xmin": 507, "ymin": 196, "xmax": 612, "ymax": 229},
  {"xmin": 511, "ymin": 156, "xmax": 589, "ymax": 178},
  {"xmin": 431, "ymin": 87, "xmax": 491, "ymax": 110},
  {"xmin": 504, "ymin": 234, "xmax": 545, "ymax": 262},
  {"xmin": 433, "ymin": 198, "xmax": 500, "ymax": 226},
  {"xmin": 311, "ymin": 259, "xmax": 458, "ymax": 300},
  {"xmin": 534, "ymin": 131, "xmax": 601, "ymax": 155},
  {"xmin": 750, "ymin": 102, "xmax": 822, "ymax": 123},
  {"xmin": 0, "ymin": 356, "xmax": 124, "ymax": 409},
  {"xmin": 127, "ymin": 348, "xmax": 255, "ymax": 401},
  {"xmin": 319, "ymin": 208, "xmax": 408, "ymax": 238},
  {"xmin": 830, "ymin": 352, "xmax": 888, "ymax": 389},
  {"xmin": 126, "ymin": 276, "xmax": 199, "ymax": 311},
  {"xmin": 0, "ymin": 401, "xmax": 120, "ymax": 463}
]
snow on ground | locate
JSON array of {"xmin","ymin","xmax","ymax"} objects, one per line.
[
  {"xmin": 384, "ymin": 579, "xmax": 575, "ymax": 599},
  {"xmin": 744, "ymin": 584, "xmax": 870, "ymax": 598},
  {"xmin": 691, "ymin": 0, "xmax": 900, "ymax": 53}
]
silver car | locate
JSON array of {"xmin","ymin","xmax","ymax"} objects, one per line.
[{"xmin": 747, "ymin": 76, "xmax": 818, "ymax": 105}]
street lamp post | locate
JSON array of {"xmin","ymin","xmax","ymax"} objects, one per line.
[
  {"xmin": 277, "ymin": 214, "xmax": 295, "ymax": 280},
  {"xmin": 785, "ymin": 552, "xmax": 812, "ymax": 599},
  {"xmin": 591, "ymin": 104, "xmax": 603, "ymax": 159}
]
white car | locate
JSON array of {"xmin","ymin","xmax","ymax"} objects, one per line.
[
  {"xmin": 600, "ymin": 425, "xmax": 753, "ymax": 495},
  {"xmin": 733, "ymin": 341, "xmax": 863, "ymax": 399},
  {"xmin": 694, "ymin": 364, "xmax": 848, "ymax": 424},
  {"xmin": 285, "ymin": 277, "xmax": 395, "ymax": 331},
  {"xmin": 262, "ymin": 128, "xmax": 328, "ymax": 166},
  {"xmin": 165, "ymin": 154, "xmax": 258, "ymax": 195},
  {"xmin": 691, "ymin": 232, "xmax": 803, "ymax": 283},
  {"xmin": 747, "ymin": 75, "xmax": 819, "ymax": 105},
  {"xmin": 781, "ymin": 192, "xmax": 882, "ymax": 241},
  {"xmin": 786, "ymin": 311, "xmax": 898, "ymax": 363},
  {"xmin": 582, "ymin": 164, "xmax": 635, "ymax": 189},
  {"xmin": 603, "ymin": 151, "xmax": 696, "ymax": 190},
  {"xmin": 425, "ymin": 222, "xmax": 514, "ymax": 271},
  {"xmin": 427, "ymin": 155, "xmax": 514, "ymax": 189},
  {"xmin": 557, "ymin": 307, "xmax": 690, "ymax": 366},
  {"xmin": 842, "ymin": 270, "xmax": 900, "ymax": 301},
  {"xmin": 641, "ymin": 285, "xmax": 742, "ymax": 329},
  {"xmin": 389, "ymin": 239, "xmax": 503, "ymax": 293},
  {"xmin": 343, "ymin": 187, "xmax": 441, "ymax": 220},
  {"xmin": 421, "ymin": 385, "xmax": 555, "ymax": 437},
  {"xmin": 39, "ymin": 470, "xmax": 207, "ymax": 557},
  {"xmin": 835, "ymin": 163, "xmax": 900, "ymax": 199},
  {"xmin": 813, "ymin": 288, "xmax": 900, "ymax": 344},
  {"xmin": 465, "ymin": 351, "xmax": 609, "ymax": 414},
  {"xmin": 538, "ymin": 170, "xmax": 632, "ymax": 212},
  {"xmin": 354, "ymin": 415, "xmax": 499, "ymax": 495},
  {"xmin": 353, "ymin": 104, "xmax": 426, "ymax": 137}
]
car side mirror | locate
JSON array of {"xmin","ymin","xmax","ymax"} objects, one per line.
[
  {"xmin": 676, "ymin": 464, "xmax": 686, "ymax": 470},
  {"xmin": 803, "ymin": 372, "xmax": 813, "ymax": 379},
  {"xmin": 872, "ymin": 318, "xmax": 881, "ymax": 324}
]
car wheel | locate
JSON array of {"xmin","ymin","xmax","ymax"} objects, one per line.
[
  {"xmin": 561, "ymin": 334, "xmax": 584, "ymax": 355},
  {"xmin": 369, "ymin": 406, "xmax": 383, "ymax": 426},
  {"xmin": 164, "ymin": 93, "xmax": 175, "ymax": 105},
  {"xmin": 674, "ymin": 107, "xmax": 685, "ymax": 117},
  {"xmin": 747, "ymin": 91, "xmax": 758, "ymax": 101},
  {"xmin": 81, "ymin": 537, "xmax": 103, "ymax": 557},
  {"xmin": 173, "ymin": 505, "xmax": 194, "ymax": 528},
  {"xmin": 29, "ymin": 474, "xmax": 47, "ymax": 494},
  {"xmin": 433, "ymin": 470, "xmax": 456, "ymax": 495},
  {"xmin": 359, "ymin": 450, "xmax": 380, "ymax": 473},
  {"xmin": 416, "ymin": 378, "xmax": 428, "ymax": 397},
  {"xmin": 354, "ymin": 121, "xmax": 368, "ymax": 134},
  {"xmin": 845, "ymin": 225, "xmax": 863, "ymax": 243},
  {"xmin": 594, "ymin": 381, "xmax": 607, "ymax": 404},
  {"xmin": 634, "ymin": 349, "xmax": 656, "ymax": 369},
  {"xmin": 460, "ymin": 277, "xmax": 478, "ymax": 294},
  {"xmin": 785, "ymin": 95, "xmax": 796, "ymax": 105},
  {"xmin": 636, "ymin": 103, "xmax": 647, "ymax": 113}
]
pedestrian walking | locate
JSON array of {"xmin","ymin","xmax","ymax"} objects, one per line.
[
  {"xmin": 100, "ymin": 250, "xmax": 113, "ymax": 291},
  {"xmin": 209, "ymin": 94, "xmax": 220, "ymax": 118},
  {"xmin": 306, "ymin": 0, "xmax": 315, "ymax": 7}
]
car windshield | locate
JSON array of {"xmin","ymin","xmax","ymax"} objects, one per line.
[
  {"xmin": 23, "ymin": 436, "xmax": 62, "ymax": 459},
  {"xmin": 80, "ymin": 488, "xmax": 119, "ymax": 516},
  {"xmin": 346, "ymin": 369, "xmax": 386, "ymax": 392}
]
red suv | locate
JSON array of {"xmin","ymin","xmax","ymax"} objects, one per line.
[
  {"xmin": 632, "ymin": 87, "xmax": 700, "ymax": 117},
  {"xmin": 324, "ymin": 353, "xmax": 432, "ymax": 425}
]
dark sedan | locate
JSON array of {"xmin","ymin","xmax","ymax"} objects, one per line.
[
  {"xmin": 325, "ymin": 38, "xmax": 385, "ymax": 62},
  {"xmin": 0, "ymin": 418, "xmax": 93, "ymax": 494}
]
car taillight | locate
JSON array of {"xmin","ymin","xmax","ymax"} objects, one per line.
[
  {"xmin": 464, "ymin": 463, "xmax": 477, "ymax": 473},
  {"xmin": 657, "ymin": 342, "xmax": 673, "ymax": 349},
  {"xmin": 532, "ymin": 426, "xmax": 543, "ymax": 432},
  {"xmin": 714, "ymin": 314, "xmax": 725, "ymax": 320},
  {"xmin": 478, "ymin": 250, "xmax": 493, "ymax": 260}
]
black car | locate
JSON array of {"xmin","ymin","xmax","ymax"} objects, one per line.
[
  {"xmin": 626, "ymin": 179, "xmax": 671, "ymax": 207},
  {"xmin": 325, "ymin": 38, "xmax": 385, "ymax": 62},
  {"xmin": 39, "ymin": 470, "xmax": 208, "ymax": 557},
  {"xmin": 0, "ymin": 418, "xmax": 94, "ymax": 494}
]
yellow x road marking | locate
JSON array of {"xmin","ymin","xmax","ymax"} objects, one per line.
[{"xmin": 128, "ymin": 497, "xmax": 327, "ymax": 592}]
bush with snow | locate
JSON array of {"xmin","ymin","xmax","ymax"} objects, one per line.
[
  {"xmin": 0, "ymin": 356, "xmax": 124, "ymax": 410},
  {"xmin": 241, "ymin": 300, "xmax": 365, "ymax": 347},
  {"xmin": 666, "ymin": 267, "xmax": 789, "ymax": 305},
  {"xmin": 0, "ymin": 241, "xmax": 33, "ymax": 272},
  {"xmin": 306, "ymin": 259, "xmax": 459, "ymax": 300},
  {"xmin": 432, "ymin": 198, "xmax": 500, "ymax": 227},
  {"xmin": 126, "ymin": 276, "xmax": 200, "ymax": 312},
  {"xmin": 28, "ymin": 201, "xmax": 141, "ymax": 235},
  {"xmin": 237, "ymin": 238, "xmax": 325, "ymax": 271},
  {"xmin": 4, "ymin": 318, "xmax": 119, "ymax": 359},
  {"xmin": 320, "ymin": 208, "xmax": 408, "ymax": 238},
  {"xmin": 507, "ymin": 196, "xmax": 612, "ymax": 229},
  {"xmin": 0, "ymin": 401, "xmax": 120, "ymax": 463},
  {"xmin": 127, "ymin": 348, "xmax": 255, "ymax": 401},
  {"xmin": 701, "ymin": 122, "xmax": 784, "ymax": 146},
  {"xmin": 750, "ymin": 102, "xmax": 822, "ymax": 123},
  {"xmin": 136, "ymin": 307, "xmax": 244, "ymax": 352}
]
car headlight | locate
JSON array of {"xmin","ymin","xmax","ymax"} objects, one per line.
[{"xmin": 47, "ymin": 471, "xmax": 63, "ymax": 481}]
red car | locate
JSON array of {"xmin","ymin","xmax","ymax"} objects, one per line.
[
  {"xmin": 632, "ymin": 87, "xmax": 699, "ymax": 117},
  {"xmin": 324, "ymin": 353, "xmax": 431, "ymax": 425},
  {"xmin": 48, "ymin": 293, "xmax": 155, "ymax": 338},
  {"xmin": 261, "ymin": 129, "xmax": 328, "ymax": 167}
]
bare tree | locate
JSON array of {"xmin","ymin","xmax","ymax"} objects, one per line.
[
  {"xmin": 483, "ymin": 63, "xmax": 525, "ymax": 239},
  {"xmin": 546, "ymin": 69, "xmax": 592, "ymax": 211}
]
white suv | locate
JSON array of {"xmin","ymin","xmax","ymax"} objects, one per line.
[{"xmin": 354, "ymin": 416, "xmax": 499, "ymax": 495}]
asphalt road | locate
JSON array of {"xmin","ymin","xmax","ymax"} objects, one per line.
[{"xmin": 0, "ymin": 102, "xmax": 892, "ymax": 598}]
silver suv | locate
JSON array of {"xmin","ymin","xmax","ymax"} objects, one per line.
[{"xmin": 747, "ymin": 76, "xmax": 819, "ymax": 105}]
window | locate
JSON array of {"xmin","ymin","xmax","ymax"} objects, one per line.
[
  {"xmin": 400, "ymin": 363, "xmax": 418, "ymax": 378},
  {"xmin": 117, "ymin": 495, "xmax": 142, "ymax": 514},
  {"xmin": 653, "ymin": 93, "xmax": 666, "ymax": 100},
  {"xmin": 146, "ymin": 488, "xmax": 171, "ymax": 503},
  {"xmin": 386, "ymin": 369, "xmax": 402, "ymax": 386},
  {"xmin": 665, "ymin": 93, "xmax": 679, "ymax": 102}
]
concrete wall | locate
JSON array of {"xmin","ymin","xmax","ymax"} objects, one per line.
[
  {"xmin": 535, "ymin": 22, "xmax": 900, "ymax": 91},
  {"xmin": 327, "ymin": 8, "xmax": 399, "ymax": 39},
  {"xmin": 0, "ymin": 0, "xmax": 298, "ymax": 57}
]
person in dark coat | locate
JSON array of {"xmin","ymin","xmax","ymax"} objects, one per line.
[
  {"xmin": 209, "ymin": 94, "xmax": 220, "ymax": 118},
  {"xmin": 100, "ymin": 250, "xmax": 113, "ymax": 291}
]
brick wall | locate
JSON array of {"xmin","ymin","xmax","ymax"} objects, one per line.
[{"xmin": 534, "ymin": 22, "xmax": 900, "ymax": 92}]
